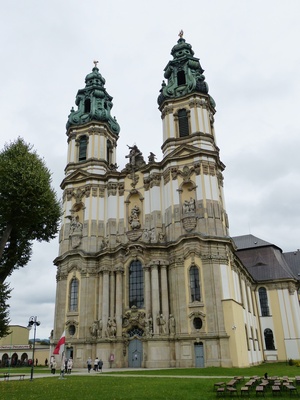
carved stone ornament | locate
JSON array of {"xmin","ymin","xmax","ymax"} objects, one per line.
[
  {"xmin": 126, "ymin": 230, "xmax": 143, "ymax": 242},
  {"xmin": 122, "ymin": 306, "xmax": 146, "ymax": 333},
  {"xmin": 182, "ymin": 216, "xmax": 197, "ymax": 232}
]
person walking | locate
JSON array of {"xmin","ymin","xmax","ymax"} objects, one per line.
[
  {"xmin": 98, "ymin": 359, "xmax": 103, "ymax": 372},
  {"xmin": 87, "ymin": 357, "xmax": 92, "ymax": 373}
]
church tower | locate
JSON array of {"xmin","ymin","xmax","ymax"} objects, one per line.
[{"xmin": 53, "ymin": 34, "xmax": 262, "ymax": 368}]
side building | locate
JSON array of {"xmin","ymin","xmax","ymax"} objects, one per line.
[{"xmin": 52, "ymin": 34, "xmax": 300, "ymax": 368}]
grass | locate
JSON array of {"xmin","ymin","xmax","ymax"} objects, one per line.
[{"xmin": 0, "ymin": 363, "xmax": 299, "ymax": 399}]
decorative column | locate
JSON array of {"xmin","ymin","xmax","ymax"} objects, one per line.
[
  {"xmin": 101, "ymin": 268, "xmax": 110, "ymax": 337},
  {"xmin": 160, "ymin": 263, "xmax": 169, "ymax": 332},
  {"xmin": 144, "ymin": 264, "xmax": 151, "ymax": 316},
  {"xmin": 115, "ymin": 267, "xmax": 124, "ymax": 337},
  {"xmin": 150, "ymin": 262, "xmax": 160, "ymax": 335},
  {"xmin": 109, "ymin": 271, "xmax": 115, "ymax": 318}
]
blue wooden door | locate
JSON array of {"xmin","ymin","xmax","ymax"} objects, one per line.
[
  {"xmin": 128, "ymin": 339, "xmax": 143, "ymax": 368},
  {"xmin": 194, "ymin": 342, "xmax": 204, "ymax": 367}
]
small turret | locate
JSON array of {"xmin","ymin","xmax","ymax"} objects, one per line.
[{"xmin": 66, "ymin": 61, "xmax": 120, "ymax": 136}]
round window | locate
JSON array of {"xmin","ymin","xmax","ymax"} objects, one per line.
[
  {"xmin": 68, "ymin": 325, "xmax": 76, "ymax": 336},
  {"xmin": 193, "ymin": 317, "xmax": 202, "ymax": 330}
]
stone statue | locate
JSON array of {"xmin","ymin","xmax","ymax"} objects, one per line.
[
  {"xmin": 168, "ymin": 314, "xmax": 176, "ymax": 335},
  {"xmin": 129, "ymin": 205, "xmax": 141, "ymax": 230},
  {"xmin": 69, "ymin": 215, "xmax": 83, "ymax": 235},
  {"xmin": 156, "ymin": 313, "xmax": 166, "ymax": 334},
  {"xmin": 90, "ymin": 320, "xmax": 99, "ymax": 337},
  {"xmin": 126, "ymin": 145, "xmax": 142, "ymax": 167},
  {"xmin": 148, "ymin": 152, "xmax": 156, "ymax": 163},
  {"xmin": 183, "ymin": 197, "xmax": 196, "ymax": 214}
]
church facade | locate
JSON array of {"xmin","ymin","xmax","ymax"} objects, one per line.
[{"xmin": 52, "ymin": 35, "xmax": 300, "ymax": 368}]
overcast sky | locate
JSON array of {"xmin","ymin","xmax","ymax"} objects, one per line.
[{"xmin": 2, "ymin": 0, "xmax": 300, "ymax": 339}]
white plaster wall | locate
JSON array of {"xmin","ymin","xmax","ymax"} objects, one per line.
[
  {"xmin": 90, "ymin": 196, "xmax": 98, "ymax": 220},
  {"xmin": 195, "ymin": 175, "xmax": 203, "ymax": 200},
  {"xmin": 98, "ymin": 197, "xmax": 105, "ymax": 221},
  {"xmin": 99, "ymin": 136, "xmax": 105, "ymax": 159},
  {"xmin": 190, "ymin": 107, "xmax": 197, "ymax": 132},
  {"xmin": 150, "ymin": 186, "xmax": 160, "ymax": 211},
  {"xmin": 210, "ymin": 175, "xmax": 219, "ymax": 201},
  {"xmin": 278, "ymin": 289, "xmax": 295, "ymax": 338},
  {"xmin": 164, "ymin": 181, "xmax": 171, "ymax": 210},
  {"xmin": 107, "ymin": 195, "xmax": 117, "ymax": 219},
  {"xmin": 203, "ymin": 175, "xmax": 210, "ymax": 200},
  {"xmin": 203, "ymin": 108, "xmax": 210, "ymax": 134},
  {"xmin": 144, "ymin": 189, "xmax": 151, "ymax": 215},
  {"xmin": 198, "ymin": 108, "xmax": 204, "ymax": 132}
]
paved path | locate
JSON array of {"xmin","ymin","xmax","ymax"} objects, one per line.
[{"xmin": 2, "ymin": 368, "xmax": 234, "ymax": 381}]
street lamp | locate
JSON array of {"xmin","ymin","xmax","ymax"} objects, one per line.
[{"xmin": 27, "ymin": 316, "xmax": 41, "ymax": 381}]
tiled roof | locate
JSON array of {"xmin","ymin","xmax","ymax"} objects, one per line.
[{"xmin": 232, "ymin": 234, "xmax": 297, "ymax": 282}]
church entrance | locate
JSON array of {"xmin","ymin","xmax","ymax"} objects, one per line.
[
  {"xmin": 194, "ymin": 342, "xmax": 204, "ymax": 367},
  {"xmin": 128, "ymin": 338, "xmax": 143, "ymax": 368}
]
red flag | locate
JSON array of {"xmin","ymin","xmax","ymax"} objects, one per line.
[{"xmin": 53, "ymin": 331, "xmax": 65, "ymax": 355}]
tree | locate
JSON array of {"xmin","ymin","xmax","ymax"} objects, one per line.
[
  {"xmin": 0, "ymin": 283, "xmax": 11, "ymax": 338},
  {"xmin": 0, "ymin": 138, "xmax": 61, "ymax": 284}
]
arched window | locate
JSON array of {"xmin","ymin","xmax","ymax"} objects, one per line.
[
  {"xmin": 69, "ymin": 278, "xmax": 79, "ymax": 312},
  {"xmin": 190, "ymin": 266, "xmax": 201, "ymax": 302},
  {"xmin": 264, "ymin": 328, "xmax": 275, "ymax": 350},
  {"xmin": 178, "ymin": 109, "xmax": 189, "ymax": 137},
  {"xmin": 129, "ymin": 260, "xmax": 144, "ymax": 308},
  {"xmin": 258, "ymin": 287, "xmax": 270, "ymax": 316},
  {"xmin": 79, "ymin": 136, "xmax": 88, "ymax": 161}
]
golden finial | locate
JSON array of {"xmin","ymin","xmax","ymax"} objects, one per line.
[
  {"xmin": 178, "ymin": 30, "xmax": 184, "ymax": 38},
  {"xmin": 93, "ymin": 60, "xmax": 99, "ymax": 68}
]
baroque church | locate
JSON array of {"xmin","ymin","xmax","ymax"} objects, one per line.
[{"xmin": 52, "ymin": 34, "xmax": 300, "ymax": 368}]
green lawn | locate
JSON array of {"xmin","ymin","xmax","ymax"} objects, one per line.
[{"xmin": 1, "ymin": 363, "xmax": 299, "ymax": 399}]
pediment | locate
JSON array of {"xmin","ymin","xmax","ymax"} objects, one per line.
[
  {"xmin": 61, "ymin": 170, "xmax": 90, "ymax": 186},
  {"xmin": 166, "ymin": 144, "xmax": 201, "ymax": 159}
]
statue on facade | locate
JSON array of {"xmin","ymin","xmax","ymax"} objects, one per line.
[
  {"xmin": 129, "ymin": 205, "xmax": 141, "ymax": 230},
  {"xmin": 148, "ymin": 152, "xmax": 156, "ymax": 163},
  {"xmin": 183, "ymin": 197, "xmax": 196, "ymax": 214},
  {"xmin": 156, "ymin": 313, "xmax": 166, "ymax": 334},
  {"xmin": 168, "ymin": 314, "xmax": 176, "ymax": 335},
  {"xmin": 144, "ymin": 314, "xmax": 153, "ymax": 337},
  {"xmin": 90, "ymin": 320, "xmax": 99, "ymax": 337},
  {"xmin": 68, "ymin": 215, "xmax": 83, "ymax": 235}
]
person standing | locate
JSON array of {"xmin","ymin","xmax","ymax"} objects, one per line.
[
  {"xmin": 50, "ymin": 359, "xmax": 57, "ymax": 374},
  {"xmin": 94, "ymin": 357, "xmax": 99, "ymax": 371},
  {"xmin": 98, "ymin": 359, "xmax": 103, "ymax": 372},
  {"xmin": 67, "ymin": 358, "xmax": 73, "ymax": 374},
  {"xmin": 87, "ymin": 357, "xmax": 92, "ymax": 373}
]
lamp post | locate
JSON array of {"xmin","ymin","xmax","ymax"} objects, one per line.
[{"xmin": 27, "ymin": 316, "xmax": 40, "ymax": 381}]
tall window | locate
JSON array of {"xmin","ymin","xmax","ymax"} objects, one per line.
[
  {"xmin": 79, "ymin": 136, "xmax": 88, "ymax": 161},
  {"xmin": 177, "ymin": 70, "xmax": 186, "ymax": 85},
  {"xmin": 264, "ymin": 328, "xmax": 275, "ymax": 350},
  {"xmin": 178, "ymin": 109, "xmax": 189, "ymax": 137},
  {"xmin": 129, "ymin": 260, "xmax": 144, "ymax": 308},
  {"xmin": 190, "ymin": 266, "xmax": 201, "ymax": 302},
  {"xmin": 84, "ymin": 98, "xmax": 91, "ymax": 113},
  {"xmin": 69, "ymin": 278, "xmax": 79, "ymax": 312},
  {"xmin": 107, "ymin": 139, "xmax": 112, "ymax": 164},
  {"xmin": 258, "ymin": 287, "xmax": 270, "ymax": 316}
]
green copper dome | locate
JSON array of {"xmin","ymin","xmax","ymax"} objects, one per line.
[
  {"xmin": 158, "ymin": 36, "xmax": 215, "ymax": 108},
  {"xmin": 66, "ymin": 64, "xmax": 120, "ymax": 135}
]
